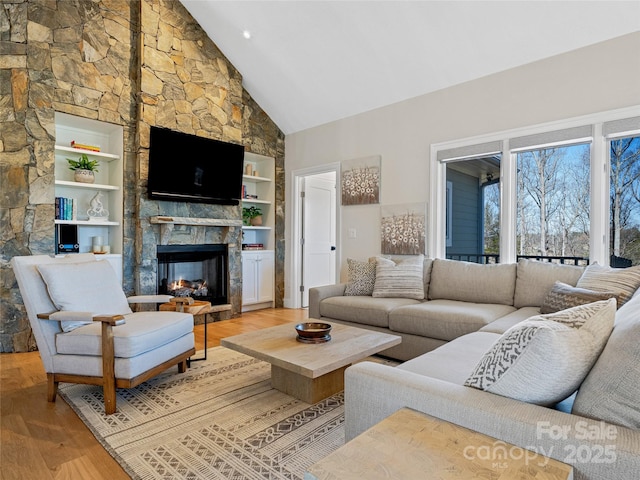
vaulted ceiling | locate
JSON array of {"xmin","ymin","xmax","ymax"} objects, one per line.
[{"xmin": 181, "ymin": 1, "xmax": 640, "ymax": 135}]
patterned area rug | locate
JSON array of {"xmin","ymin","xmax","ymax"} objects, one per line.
[{"xmin": 59, "ymin": 347, "xmax": 348, "ymax": 479}]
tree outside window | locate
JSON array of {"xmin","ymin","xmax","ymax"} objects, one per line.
[
  {"xmin": 516, "ymin": 144, "xmax": 590, "ymax": 262},
  {"xmin": 610, "ymin": 136, "xmax": 640, "ymax": 266}
]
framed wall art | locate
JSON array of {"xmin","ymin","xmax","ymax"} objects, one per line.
[
  {"xmin": 341, "ymin": 155, "xmax": 380, "ymax": 206},
  {"xmin": 381, "ymin": 202, "xmax": 426, "ymax": 255}
]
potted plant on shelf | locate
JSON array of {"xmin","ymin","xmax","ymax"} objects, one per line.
[
  {"xmin": 242, "ymin": 206, "xmax": 263, "ymax": 226},
  {"xmin": 67, "ymin": 153, "xmax": 99, "ymax": 184}
]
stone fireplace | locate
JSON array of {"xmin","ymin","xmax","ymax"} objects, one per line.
[
  {"xmin": 138, "ymin": 216, "xmax": 244, "ymax": 315},
  {"xmin": 157, "ymin": 244, "xmax": 228, "ymax": 305}
]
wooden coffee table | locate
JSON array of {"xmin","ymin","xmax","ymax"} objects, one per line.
[{"xmin": 221, "ymin": 322, "xmax": 401, "ymax": 403}]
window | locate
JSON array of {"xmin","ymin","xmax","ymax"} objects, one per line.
[
  {"xmin": 444, "ymin": 156, "xmax": 501, "ymax": 263},
  {"xmin": 609, "ymin": 135, "xmax": 640, "ymax": 266},
  {"xmin": 516, "ymin": 143, "xmax": 590, "ymax": 263},
  {"xmin": 430, "ymin": 109, "xmax": 640, "ymax": 266}
]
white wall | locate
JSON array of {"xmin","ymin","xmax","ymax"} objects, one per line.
[{"xmin": 284, "ymin": 32, "xmax": 640, "ymax": 305}]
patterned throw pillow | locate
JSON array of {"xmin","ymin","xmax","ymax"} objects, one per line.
[
  {"xmin": 372, "ymin": 255, "xmax": 424, "ymax": 300},
  {"xmin": 576, "ymin": 263, "xmax": 640, "ymax": 307},
  {"xmin": 540, "ymin": 281, "xmax": 618, "ymax": 314},
  {"xmin": 464, "ymin": 299, "xmax": 616, "ymax": 405},
  {"xmin": 344, "ymin": 258, "xmax": 376, "ymax": 296}
]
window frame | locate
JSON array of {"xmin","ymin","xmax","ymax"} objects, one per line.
[
  {"xmin": 605, "ymin": 130, "xmax": 640, "ymax": 264},
  {"xmin": 429, "ymin": 106, "xmax": 640, "ymax": 265}
]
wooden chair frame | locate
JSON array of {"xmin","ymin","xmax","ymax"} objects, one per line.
[{"xmin": 38, "ymin": 307, "xmax": 195, "ymax": 414}]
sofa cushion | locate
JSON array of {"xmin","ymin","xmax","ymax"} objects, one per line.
[
  {"xmin": 373, "ymin": 255, "xmax": 424, "ymax": 300},
  {"xmin": 540, "ymin": 281, "xmax": 619, "ymax": 314},
  {"xmin": 465, "ymin": 299, "xmax": 616, "ymax": 405},
  {"xmin": 573, "ymin": 293, "xmax": 640, "ymax": 428},
  {"xmin": 389, "ymin": 300, "xmax": 516, "ymax": 342},
  {"xmin": 37, "ymin": 260, "xmax": 132, "ymax": 332},
  {"xmin": 361, "ymin": 255, "xmax": 434, "ymax": 299},
  {"xmin": 479, "ymin": 307, "xmax": 540, "ymax": 334},
  {"xmin": 319, "ymin": 295, "xmax": 421, "ymax": 328},
  {"xmin": 55, "ymin": 311, "xmax": 194, "ymax": 358},
  {"xmin": 576, "ymin": 263, "xmax": 640, "ymax": 307},
  {"xmin": 428, "ymin": 259, "xmax": 516, "ymax": 306},
  {"xmin": 398, "ymin": 332, "xmax": 501, "ymax": 384},
  {"xmin": 344, "ymin": 258, "xmax": 376, "ymax": 296},
  {"xmin": 513, "ymin": 259, "xmax": 584, "ymax": 308}
]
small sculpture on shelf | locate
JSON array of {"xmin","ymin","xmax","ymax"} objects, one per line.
[{"xmin": 87, "ymin": 191, "xmax": 109, "ymax": 221}]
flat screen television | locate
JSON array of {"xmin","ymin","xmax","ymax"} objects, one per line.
[{"xmin": 147, "ymin": 126, "xmax": 245, "ymax": 205}]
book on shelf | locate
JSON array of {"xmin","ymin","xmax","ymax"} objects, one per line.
[
  {"xmin": 70, "ymin": 140, "xmax": 101, "ymax": 152},
  {"xmin": 55, "ymin": 197, "xmax": 77, "ymax": 220},
  {"xmin": 242, "ymin": 243, "xmax": 264, "ymax": 250}
]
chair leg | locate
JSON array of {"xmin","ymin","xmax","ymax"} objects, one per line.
[
  {"xmin": 47, "ymin": 373, "xmax": 58, "ymax": 402},
  {"xmin": 178, "ymin": 359, "xmax": 188, "ymax": 373},
  {"xmin": 101, "ymin": 321, "xmax": 117, "ymax": 415},
  {"xmin": 103, "ymin": 381, "xmax": 117, "ymax": 415}
]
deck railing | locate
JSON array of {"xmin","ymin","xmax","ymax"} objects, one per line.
[{"xmin": 446, "ymin": 253, "xmax": 590, "ymax": 266}]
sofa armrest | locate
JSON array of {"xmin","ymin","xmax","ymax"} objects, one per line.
[
  {"xmin": 345, "ymin": 362, "xmax": 640, "ymax": 479},
  {"xmin": 308, "ymin": 283, "xmax": 346, "ymax": 319}
]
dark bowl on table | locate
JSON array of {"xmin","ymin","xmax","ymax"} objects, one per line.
[{"xmin": 295, "ymin": 322, "xmax": 332, "ymax": 340}]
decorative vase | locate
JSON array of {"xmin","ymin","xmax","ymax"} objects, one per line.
[
  {"xmin": 74, "ymin": 169, "xmax": 95, "ymax": 184},
  {"xmin": 250, "ymin": 215, "xmax": 263, "ymax": 226}
]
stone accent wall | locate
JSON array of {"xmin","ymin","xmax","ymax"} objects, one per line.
[
  {"xmin": 1, "ymin": 0, "xmax": 139, "ymax": 352},
  {"xmin": 1, "ymin": 0, "xmax": 285, "ymax": 352}
]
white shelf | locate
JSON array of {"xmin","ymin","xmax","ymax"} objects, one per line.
[
  {"xmin": 242, "ymin": 226, "xmax": 271, "ymax": 231},
  {"xmin": 55, "ymin": 180, "xmax": 119, "ymax": 191},
  {"xmin": 55, "ymin": 145, "xmax": 119, "ymax": 161},
  {"xmin": 242, "ymin": 198, "xmax": 271, "ymax": 205},
  {"xmin": 243, "ymin": 174, "xmax": 271, "ymax": 183},
  {"xmin": 55, "ymin": 219, "xmax": 120, "ymax": 226}
]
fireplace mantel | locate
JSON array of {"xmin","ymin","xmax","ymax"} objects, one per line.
[{"xmin": 150, "ymin": 216, "xmax": 243, "ymax": 245}]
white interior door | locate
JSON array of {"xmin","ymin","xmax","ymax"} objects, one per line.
[{"xmin": 301, "ymin": 174, "xmax": 336, "ymax": 307}]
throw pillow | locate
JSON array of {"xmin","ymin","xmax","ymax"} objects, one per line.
[
  {"xmin": 344, "ymin": 258, "xmax": 376, "ymax": 296},
  {"xmin": 576, "ymin": 263, "xmax": 640, "ymax": 307},
  {"xmin": 540, "ymin": 281, "xmax": 619, "ymax": 314},
  {"xmin": 372, "ymin": 255, "xmax": 424, "ymax": 300},
  {"xmin": 464, "ymin": 299, "xmax": 616, "ymax": 405},
  {"xmin": 37, "ymin": 260, "xmax": 132, "ymax": 332}
]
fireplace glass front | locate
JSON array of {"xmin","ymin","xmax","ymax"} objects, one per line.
[{"xmin": 156, "ymin": 244, "xmax": 228, "ymax": 305}]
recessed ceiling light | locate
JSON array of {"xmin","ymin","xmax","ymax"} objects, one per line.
[{"xmin": 242, "ymin": 30, "xmax": 251, "ymax": 40}]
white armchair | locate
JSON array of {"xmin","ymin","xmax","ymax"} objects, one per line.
[{"xmin": 11, "ymin": 253, "xmax": 196, "ymax": 414}]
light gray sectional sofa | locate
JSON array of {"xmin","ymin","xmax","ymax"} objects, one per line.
[
  {"xmin": 310, "ymin": 258, "xmax": 586, "ymax": 361},
  {"xmin": 310, "ymin": 257, "xmax": 640, "ymax": 479}
]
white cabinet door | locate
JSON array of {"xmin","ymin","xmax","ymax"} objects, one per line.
[
  {"xmin": 242, "ymin": 250, "xmax": 274, "ymax": 309},
  {"xmin": 257, "ymin": 250, "xmax": 274, "ymax": 303},
  {"xmin": 242, "ymin": 252, "xmax": 259, "ymax": 304}
]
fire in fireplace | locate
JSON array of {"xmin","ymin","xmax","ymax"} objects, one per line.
[
  {"xmin": 156, "ymin": 244, "xmax": 228, "ymax": 305},
  {"xmin": 167, "ymin": 278, "xmax": 208, "ymax": 297}
]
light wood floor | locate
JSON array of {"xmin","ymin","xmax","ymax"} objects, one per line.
[{"xmin": 0, "ymin": 308, "xmax": 308, "ymax": 480}]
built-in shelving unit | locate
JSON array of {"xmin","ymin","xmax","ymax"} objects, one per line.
[
  {"xmin": 241, "ymin": 152, "xmax": 275, "ymax": 311},
  {"xmin": 54, "ymin": 112, "xmax": 124, "ymax": 259},
  {"xmin": 242, "ymin": 153, "xmax": 275, "ymax": 250}
]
